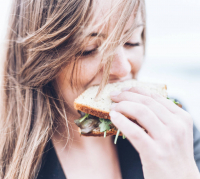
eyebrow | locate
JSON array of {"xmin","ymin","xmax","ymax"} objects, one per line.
[
  {"xmin": 88, "ymin": 24, "xmax": 144, "ymax": 39},
  {"xmin": 88, "ymin": 32, "xmax": 106, "ymax": 38},
  {"xmin": 124, "ymin": 24, "xmax": 144, "ymax": 34}
]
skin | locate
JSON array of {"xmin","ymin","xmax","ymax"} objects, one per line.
[
  {"xmin": 53, "ymin": 1, "xmax": 143, "ymax": 178},
  {"xmin": 53, "ymin": 0, "xmax": 200, "ymax": 178},
  {"xmin": 110, "ymin": 88, "xmax": 200, "ymax": 179}
]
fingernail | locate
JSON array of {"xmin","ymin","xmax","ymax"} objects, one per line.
[
  {"xmin": 109, "ymin": 110, "xmax": 118, "ymax": 118},
  {"xmin": 110, "ymin": 90, "xmax": 121, "ymax": 97},
  {"xmin": 122, "ymin": 87, "xmax": 131, "ymax": 91},
  {"xmin": 110, "ymin": 103, "xmax": 117, "ymax": 110}
]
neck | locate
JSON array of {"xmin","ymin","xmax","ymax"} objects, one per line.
[{"xmin": 51, "ymin": 114, "xmax": 122, "ymax": 179}]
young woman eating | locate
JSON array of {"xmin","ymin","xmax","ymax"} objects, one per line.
[{"xmin": 0, "ymin": 0, "xmax": 200, "ymax": 179}]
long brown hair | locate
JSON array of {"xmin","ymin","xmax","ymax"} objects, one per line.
[{"xmin": 0, "ymin": 0, "xmax": 146, "ymax": 178}]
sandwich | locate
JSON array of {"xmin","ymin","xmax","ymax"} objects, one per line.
[{"xmin": 74, "ymin": 79, "xmax": 180, "ymax": 143}]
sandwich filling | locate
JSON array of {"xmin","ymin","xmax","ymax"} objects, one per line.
[
  {"xmin": 74, "ymin": 112, "xmax": 116, "ymax": 136},
  {"xmin": 74, "ymin": 98, "xmax": 180, "ymax": 144},
  {"xmin": 74, "ymin": 111, "xmax": 122, "ymax": 143}
]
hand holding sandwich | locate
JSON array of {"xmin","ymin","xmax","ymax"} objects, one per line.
[{"xmin": 110, "ymin": 86, "xmax": 200, "ymax": 179}]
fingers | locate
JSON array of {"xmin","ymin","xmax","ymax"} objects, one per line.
[
  {"xmin": 109, "ymin": 110, "xmax": 154, "ymax": 153},
  {"xmin": 111, "ymin": 101, "xmax": 166, "ymax": 139},
  {"xmin": 123, "ymin": 86, "xmax": 184, "ymax": 115},
  {"xmin": 111, "ymin": 91, "xmax": 174, "ymax": 125}
]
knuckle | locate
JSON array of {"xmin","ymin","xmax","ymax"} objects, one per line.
[
  {"xmin": 116, "ymin": 101, "xmax": 127, "ymax": 110},
  {"xmin": 139, "ymin": 88, "xmax": 150, "ymax": 96},
  {"xmin": 162, "ymin": 134, "xmax": 175, "ymax": 148},
  {"xmin": 142, "ymin": 96, "xmax": 154, "ymax": 106},
  {"xmin": 151, "ymin": 144, "xmax": 168, "ymax": 161},
  {"xmin": 155, "ymin": 148, "xmax": 172, "ymax": 162},
  {"xmin": 113, "ymin": 113, "xmax": 123, "ymax": 125},
  {"xmin": 186, "ymin": 118, "xmax": 193, "ymax": 128},
  {"xmin": 131, "ymin": 87, "xmax": 148, "ymax": 96},
  {"xmin": 184, "ymin": 112, "xmax": 193, "ymax": 125},
  {"xmin": 119, "ymin": 91, "xmax": 130, "ymax": 100},
  {"xmin": 151, "ymin": 92, "xmax": 162, "ymax": 100},
  {"xmin": 129, "ymin": 130, "xmax": 140, "ymax": 141},
  {"xmin": 130, "ymin": 86, "xmax": 140, "ymax": 93},
  {"xmin": 155, "ymin": 149, "xmax": 166, "ymax": 161},
  {"xmin": 135, "ymin": 104, "xmax": 148, "ymax": 116},
  {"xmin": 173, "ymin": 122, "xmax": 188, "ymax": 140}
]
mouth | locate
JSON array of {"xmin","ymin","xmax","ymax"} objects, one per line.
[
  {"xmin": 78, "ymin": 110, "xmax": 86, "ymax": 117},
  {"xmin": 107, "ymin": 74, "xmax": 134, "ymax": 84}
]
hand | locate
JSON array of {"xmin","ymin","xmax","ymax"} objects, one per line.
[{"xmin": 109, "ymin": 87, "xmax": 200, "ymax": 179}]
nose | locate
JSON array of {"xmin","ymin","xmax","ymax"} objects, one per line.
[{"xmin": 109, "ymin": 46, "xmax": 131, "ymax": 78}]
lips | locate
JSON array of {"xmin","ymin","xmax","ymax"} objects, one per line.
[
  {"xmin": 78, "ymin": 110, "xmax": 86, "ymax": 117},
  {"xmin": 108, "ymin": 74, "xmax": 134, "ymax": 84}
]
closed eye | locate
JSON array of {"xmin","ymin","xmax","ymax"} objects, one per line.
[
  {"xmin": 76, "ymin": 48, "xmax": 97, "ymax": 57},
  {"xmin": 81, "ymin": 48, "xmax": 97, "ymax": 56},
  {"xmin": 78, "ymin": 42, "xmax": 140, "ymax": 56},
  {"xmin": 124, "ymin": 42, "xmax": 140, "ymax": 47}
]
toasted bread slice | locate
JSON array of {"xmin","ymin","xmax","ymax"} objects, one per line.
[{"xmin": 74, "ymin": 79, "xmax": 167, "ymax": 120}]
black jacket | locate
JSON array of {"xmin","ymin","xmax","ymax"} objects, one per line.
[{"xmin": 37, "ymin": 124, "xmax": 200, "ymax": 179}]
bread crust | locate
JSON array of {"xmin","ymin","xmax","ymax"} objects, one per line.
[
  {"xmin": 74, "ymin": 102, "xmax": 142, "ymax": 123},
  {"xmin": 74, "ymin": 84, "xmax": 168, "ymax": 120},
  {"xmin": 74, "ymin": 102, "xmax": 111, "ymax": 119}
]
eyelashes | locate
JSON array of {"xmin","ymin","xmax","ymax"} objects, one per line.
[
  {"xmin": 79, "ymin": 42, "xmax": 141, "ymax": 57},
  {"xmin": 124, "ymin": 42, "xmax": 140, "ymax": 47},
  {"xmin": 81, "ymin": 48, "xmax": 97, "ymax": 56}
]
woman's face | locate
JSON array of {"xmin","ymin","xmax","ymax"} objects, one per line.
[{"xmin": 56, "ymin": 0, "xmax": 144, "ymax": 120}]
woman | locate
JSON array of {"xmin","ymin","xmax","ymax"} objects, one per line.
[{"xmin": 0, "ymin": 0, "xmax": 200, "ymax": 179}]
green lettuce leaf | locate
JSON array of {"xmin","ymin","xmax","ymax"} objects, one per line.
[
  {"xmin": 99, "ymin": 118, "xmax": 112, "ymax": 132},
  {"xmin": 167, "ymin": 97, "xmax": 180, "ymax": 105},
  {"xmin": 104, "ymin": 131, "xmax": 107, "ymax": 138},
  {"xmin": 114, "ymin": 129, "xmax": 120, "ymax": 144},
  {"xmin": 79, "ymin": 113, "xmax": 89, "ymax": 123}
]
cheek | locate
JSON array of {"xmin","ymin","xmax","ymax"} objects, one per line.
[
  {"xmin": 78, "ymin": 55, "xmax": 102, "ymax": 87},
  {"xmin": 55, "ymin": 59, "xmax": 101, "ymax": 114},
  {"xmin": 56, "ymin": 54, "xmax": 102, "ymax": 97},
  {"xmin": 55, "ymin": 56, "xmax": 102, "ymax": 116},
  {"xmin": 55, "ymin": 65, "xmax": 79, "ymax": 113}
]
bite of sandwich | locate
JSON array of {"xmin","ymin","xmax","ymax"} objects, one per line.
[{"xmin": 74, "ymin": 79, "xmax": 180, "ymax": 144}]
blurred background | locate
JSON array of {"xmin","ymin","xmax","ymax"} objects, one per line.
[
  {"xmin": 138, "ymin": 0, "xmax": 200, "ymax": 129},
  {"xmin": 0, "ymin": 1, "xmax": 200, "ymax": 128}
]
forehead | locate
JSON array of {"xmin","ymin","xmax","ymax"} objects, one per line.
[{"xmin": 93, "ymin": 0, "xmax": 143, "ymax": 34}]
